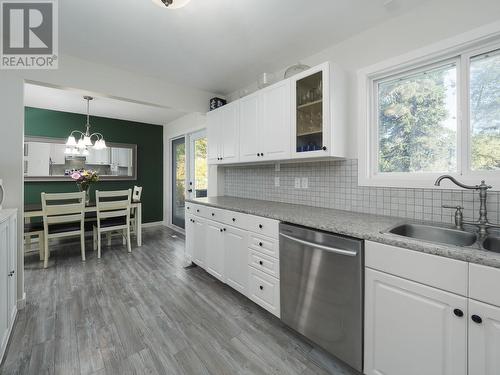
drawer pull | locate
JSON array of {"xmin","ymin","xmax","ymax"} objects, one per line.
[
  {"xmin": 219, "ymin": 228, "xmax": 223, "ymax": 232},
  {"xmin": 259, "ymin": 242, "xmax": 263, "ymax": 247},
  {"xmin": 471, "ymin": 315, "xmax": 483, "ymax": 324},
  {"xmin": 259, "ymin": 285, "xmax": 264, "ymax": 290},
  {"xmin": 232, "ymin": 218, "xmax": 236, "ymax": 222},
  {"xmin": 259, "ymin": 224, "xmax": 263, "ymax": 229},
  {"xmin": 211, "ymin": 213, "xmax": 215, "ymax": 216},
  {"xmin": 196, "ymin": 209, "xmax": 200, "ymax": 213},
  {"xmin": 259, "ymin": 261, "xmax": 263, "ymax": 265}
]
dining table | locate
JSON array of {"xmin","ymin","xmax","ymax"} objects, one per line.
[{"xmin": 24, "ymin": 200, "xmax": 142, "ymax": 246}]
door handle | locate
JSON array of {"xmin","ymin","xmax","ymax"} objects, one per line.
[
  {"xmin": 187, "ymin": 189, "xmax": 193, "ymax": 193},
  {"xmin": 279, "ymin": 233, "xmax": 358, "ymax": 256}
]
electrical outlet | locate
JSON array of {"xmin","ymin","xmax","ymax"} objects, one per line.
[
  {"xmin": 294, "ymin": 178, "xmax": 301, "ymax": 189},
  {"xmin": 301, "ymin": 177, "xmax": 308, "ymax": 189},
  {"xmin": 274, "ymin": 177, "xmax": 280, "ymax": 187}
]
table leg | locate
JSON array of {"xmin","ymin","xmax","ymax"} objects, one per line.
[{"xmin": 136, "ymin": 204, "xmax": 142, "ymax": 247}]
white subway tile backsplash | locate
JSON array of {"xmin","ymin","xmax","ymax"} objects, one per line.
[{"xmin": 223, "ymin": 159, "xmax": 500, "ymax": 225}]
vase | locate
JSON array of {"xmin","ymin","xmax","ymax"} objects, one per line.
[{"xmin": 78, "ymin": 184, "xmax": 91, "ymax": 206}]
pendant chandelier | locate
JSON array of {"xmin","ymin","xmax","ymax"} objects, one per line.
[
  {"xmin": 152, "ymin": 0, "xmax": 191, "ymax": 9},
  {"xmin": 65, "ymin": 96, "xmax": 107, "ymax": 155}
]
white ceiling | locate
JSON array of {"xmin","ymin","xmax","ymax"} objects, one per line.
[
  {"xmin": 24, "ymin": 83, "xmax": 186, "ymax": 125},
  {"xmin": 60, "ymin": 0, "xmax": 428, "ymax": 95}
]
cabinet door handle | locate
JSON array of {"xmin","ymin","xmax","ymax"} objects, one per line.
[
  {"xmin": 259, "ymin": 285, "xmax": 264, "ymax": 290},
  {"xmin": 256, "ymin": 153, "xmax": 259, "ymax": 157},
  {"xmin": 223, "ymin": 228, "xmax": 226, "ymax": 231},
  {"xmin": 471, "ymin": 315, "xmax": 483, "ymax": 324},
  {"xmin": 219, "ymin": 228, "xmax": 223, "ymax": 232},
  {"xmin": 453, "ymin": 308, "xmax": 464, "ymax": 317},
  {"xmin": 211, "ymin": 213, "xmax": 215, "ymax": 216},
  {"xmin": 322, "ymin": 146, "xmax": 327, "ymax": 151},
  {"xmin": 259, "ymin": 224, "xmax": 263, "ymax": 229},
  {"xmin": 259, "ymin": 261, "xmax": 263, "ymax": 265},
  {"xmin": 259, "ymin": 242, "xmax": 263, "ymax": 247},
  {"xmin": 232, "ymin": 218, "xmax": 236, "ymax": 222}
]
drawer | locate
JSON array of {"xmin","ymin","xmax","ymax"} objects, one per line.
[
  {"xmin": 249, "ymin": 250, "xmax": 279, "ymax": 279},
  {"xmin": 249, "ymin": 234, "xmax": 278, "ymax": 259},
  {"xmin": 220, "ymin": 210, "xmax": 249, "ymax": 230},
  {"xmin": 245, "ymin": 215, "xmax": 279, "ymax": 239},
  {"xmin": 366, "ymin": 241, "xmax": 468, "ymax": 296},
  {"xmin": 469, "ymin": 263, "xmax": 500, "ymax": 307},
  {"xmin": 248, "ymin": 266, "xmax": 280, "ymax": 317},
  {"xmin": 198, "ymin": 206, "xmax": 224, "ymax": 221},
  {"xmin": 186, "ymin": 203, "xmax": 204, "ymax": 216}
]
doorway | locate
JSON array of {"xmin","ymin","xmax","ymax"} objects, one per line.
[{"xmin": 171, "ymin": 137, "xmax": 186, "ymax": 228}]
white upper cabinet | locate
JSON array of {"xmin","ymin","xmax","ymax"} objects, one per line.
[
  {"xmin": 239, "ymin": 93, "xmax": 261, "ymax": 163},
  {"xmin": 207, "ymin": 101, "xmax": 239, "ymax": 165},
  {"xmin": 207, "ymin": 109, "xmax": 221, "ymax": 164},
  {"xmin": 207, "ymin": 62, "xmax": 346, "ymax": 165},
  {"xmin": 260, "ymin": 79, "xmax": 291, "ymax": 161},
  {"xmin": 291, "ymin": 62, "xmax": 346, "ymax": 159}
]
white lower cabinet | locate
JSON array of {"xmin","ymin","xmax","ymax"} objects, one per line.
[
  {"xmin": 191, "ymin": 216, "xmax": 207, "ymax": 267},
  {"xmin": 224, "ymin": 226, "xmax": 248, "ymax": 295},
  {"xmin": 0, "ymin": 210, "xmax": 18, "ymax": 364},
  {"xmin": 365, "ymin": 240, "xmax": 500, "ymax": 375},
  {"xmin": 205, "ymin": 220, "xmax": 225, "ymax": 281},
  {"xmin": 248, "ymin": 267, "xmax": 280, "ymax": 318},
  {"xmin": 468, "ymin": 299, "xmax": 500, "ymax": 375},
  {"xmin": 185, "ymin": 205, "xmax": 280, "ymax": 317},
  {"xmin": 364, "ymin": 268, "xmax": 467, "ymax": 375}
]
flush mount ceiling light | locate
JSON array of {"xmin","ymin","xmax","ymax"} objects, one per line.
[
  {"xmin": 65, "ymin": 96, "xmax": 107, "ymax": 155},
  {"xmin": 152, "ymin": 0, "xmax": 191, "ymax": 9}
]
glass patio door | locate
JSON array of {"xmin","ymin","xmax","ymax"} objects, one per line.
[
  {"xmin": 172, "ymin": 137, "xmax": 186, "ymax": 228},
  {"xmin": 188, "ymin": 130, "xmax": 208, "ymax": 199}
]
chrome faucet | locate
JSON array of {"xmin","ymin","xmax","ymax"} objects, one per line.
[{"xmin": 435, "ymin": 175, "xmax": 499, "ymax": 237}]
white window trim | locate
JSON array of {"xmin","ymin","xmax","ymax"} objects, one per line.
[{"xmin": 358, "ymin": 21, "xmax": 500, "ymax": 190}]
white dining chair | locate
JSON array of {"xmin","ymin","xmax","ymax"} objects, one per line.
[
  {"xmin": 24, "ymin": 221, "xmax": 45, "ymax": 261},
  {"xmin": 93, "ymin": 189, "xmax": 132, "ymax": 258},
  {"xmin": 130, "ymin": 185, "xmax": 142, "ymax": 236},
  {"xmin": 41, "ymin": 191, "xmax": 86, "ymax": 268}
]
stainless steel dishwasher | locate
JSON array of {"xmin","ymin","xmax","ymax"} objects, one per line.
[{"xmin": 279, "ymin": 223, "xmax": 364, "ymax": 372}]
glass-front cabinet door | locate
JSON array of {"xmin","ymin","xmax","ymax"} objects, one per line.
[{"xmin": 291, "ymin": 62, "xmax": 330, "ymax": 158}]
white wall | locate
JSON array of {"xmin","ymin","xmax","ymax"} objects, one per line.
[
  {"xmin": 228, "ymin": 0, "xmax": 500, "ymax": 159},
  {"xmin": 0, "ymin": 54, "xmax": 217, "ymax": 304}
]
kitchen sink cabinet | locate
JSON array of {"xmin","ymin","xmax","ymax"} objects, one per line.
[
  {"xmin": 364, "ymin": 268, "xmax": 467, "ymax": 375},
  {"xmin": 468, "ymin": 299, "xmax": 500, "ymax": 375},
  {"xmin": 365, "ymin": 240, "xmax": 500, "ymax": 375}
]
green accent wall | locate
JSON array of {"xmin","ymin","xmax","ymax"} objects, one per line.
[{"xmin": 24, "ymin": 107, "xmax": 163, "ymax": 223}]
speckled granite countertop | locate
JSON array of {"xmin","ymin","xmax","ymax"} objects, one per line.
[{"xmin": 187, "ymin": 196, "xmax": 500, "ymax": 269}]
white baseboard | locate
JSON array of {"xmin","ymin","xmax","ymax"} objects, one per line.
[{"xmin": 17, "ymin": 293, "xmax": 26, "ymax": 310}]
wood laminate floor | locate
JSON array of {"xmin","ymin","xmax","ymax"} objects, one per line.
[{"xmin": 1, "ymin": 226, "xmax": 358, "ymax": 375}]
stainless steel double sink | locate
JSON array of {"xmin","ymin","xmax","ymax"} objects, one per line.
[{"xmin": 386, "ymin": 223, "xmax": 500, "ymax": 253}]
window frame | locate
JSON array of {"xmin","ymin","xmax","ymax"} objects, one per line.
[{"xmin": 358, "ymin": 25, "xmax": 500, "ymax": 189}]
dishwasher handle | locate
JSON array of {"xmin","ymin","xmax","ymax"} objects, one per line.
[{"xmin": 279, "ymin": 233, "xmax": 358, "ymax": 257}]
